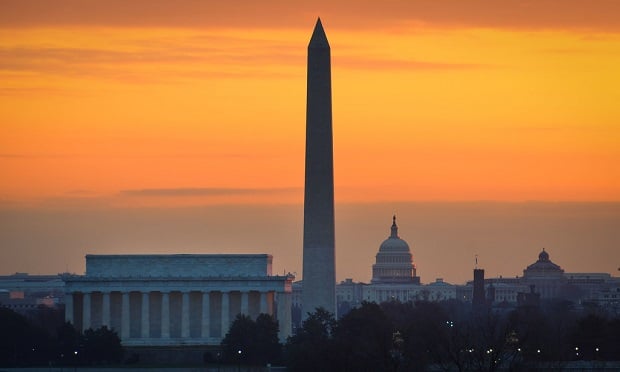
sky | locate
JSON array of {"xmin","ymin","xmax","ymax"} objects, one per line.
[{"xmin": 1, "ymin": 0, "xmax": 619, "ymax": 284}]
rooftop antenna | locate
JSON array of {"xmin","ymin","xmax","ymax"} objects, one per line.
[{"xmin": 475, "ymin": 254, "xmax": 479, "ymax": 269}]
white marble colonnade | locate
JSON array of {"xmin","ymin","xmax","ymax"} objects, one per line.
[
  {"xmin": 65, "ymin": 289, "xmax": 279, "ymax": 344},
  {"xmin": 62, "ymin": 254, "xmax": 294, "ymax": 345}
]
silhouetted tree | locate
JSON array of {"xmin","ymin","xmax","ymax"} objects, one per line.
[
  {"xmin": 604, "ymin": 317, "xmax": 620, "ymax": 360},
  {"xmin": 333, "ymin": 301, "xmax": 395, "ymax": 372},
  {"xmin": 466, "ymin": 309, "xmax": 515, "ymax": 372},
  {"xmin": 571, "ymin": 313, "xmax": 620, "ymax": 361},
  {"xmin": 0, "ymin": 307, "xmax": 52, "ymax": 366},
  {"xmin": 401, "ymin": 301, "xmax": 474, "ymax": 371},
  {"xmin": 81, "ymin": 326, "xmax": 123, "ymax": 364},
  {"xmin": 337, "ymin": 300, "xmax": 352, "ymax": 318},
  {"xmin": 284, "ymin": 307, "xmax": 337, "ymax": 372},
  {"xmin": 281, "ymin": 299, "xmax": 620, "ymax": 371},
  {"xmin": 380, "ymin": 300, "xmax": 415, "ymax": 331},
  {"xmin": 221, "ymin": 314, "xmax": 255, "ymax": 364},
  {"xmin": 221, "ymin": 313, "xmax": 281, "ymax": 366},
  {"xmin": 56, "ymin": 321, "xmax": 80, "ymax": 365},
  {"xmin": 399, "ymin": 300, "xmax": 516, "ymax": 372},
  {"xmin": 27, "ymin": 304, "xmax": 65, "ymax": 337},
  {"xmin": 254, "ymin": 313, "xmax": 281, "ymax": 365}
]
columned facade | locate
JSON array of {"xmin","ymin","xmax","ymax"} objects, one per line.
[
  {"xmin": 63, "ymin": 254, "xmax": 294, "ymax": 346},
  {"xmin": 102, "ymin": 292, "xmax": 110, "ymax": 327}
]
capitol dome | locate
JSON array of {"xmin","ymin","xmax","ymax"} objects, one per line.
[
  {"xmin": 378, "ymin": 221, "xmax": 411, "ymax": 252},
  {"xmin": 371, "ymin": 216, "xmax": 420, "ymax": 284}
]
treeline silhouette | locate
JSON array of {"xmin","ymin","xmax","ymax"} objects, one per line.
[
  {"xmin": 282, "ymin": 300, "xmax": 620, "ymax": 371},
  {"xmin": 0, "ymin": 306, "xmax": 122, "ymax": 367},
  {"xmin": 3, "ymin": 299, "xmax": 619, "ymax": 370},
  {"xmin": 216, "ymin": 300, "xmax": 619, "ymax": 370}
]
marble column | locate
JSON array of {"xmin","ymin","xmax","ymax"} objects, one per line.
[
  {"xmin": 259, "ymin": 292, "xmax": 268, "ymax": 314},
  {"xmin": 277, "ymin": 291, "xmax": 293, "ymax": 342},
  {"xmin": 82, "ymin": 292, "xmax": 91, "ymax": 332},
  {"xmin": 64, "ymin": 293, "xmax": 74, "ymax": 325},
  {"xmin": 121, "ymin": 292, "xmax": 130, "ymax": 340},
  {"xmin": 102, "ymin": 292, "xmax": 110, "ymax": 328},
  {"xmin": 181, "ymin": 292, "xmax": 190, "ymax": 338},
  {"xmin": 141, "ymin": 292, "xmax": 150, "ymax": 338},
  {"xmin": 161, "ymin": 292, "xmax": 170, "ymax": 339},
  {"xmin": 241, "ymin": 291, "xmax": 249, "ymax": 315},
  {"xmin": 201, "ymin": 291, "xmax": 210, "ymax": 339},
  {"xmin": 221, "ymin": 292, "xmax": 229, "ymax": 338}
]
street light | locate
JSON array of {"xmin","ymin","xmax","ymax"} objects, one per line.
[{"xmin": 237, "ymin": 350, "xmax": 242, "ymax": 372}]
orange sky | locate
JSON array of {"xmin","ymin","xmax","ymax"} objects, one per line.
[
  {"xmin": 2, "ymin": 0, "xmax": 619, "ymax": 206},
  {"xmin": 1, "ymin": 1, "xmax": 619, "ymax": 282}
]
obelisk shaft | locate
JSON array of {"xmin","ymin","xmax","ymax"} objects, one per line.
[{"xmin": 302, "ymin": 18, "xmax": 336, "ymax": 317}]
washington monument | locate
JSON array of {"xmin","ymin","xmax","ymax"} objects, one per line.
[{"xmin": 302, "ymin": 18, "xmax": 336, "ymax": 317}]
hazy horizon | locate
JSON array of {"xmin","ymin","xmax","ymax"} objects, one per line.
[{"xmin": 1, "ymin": 201, "xmax": 618, "ymax": 285}]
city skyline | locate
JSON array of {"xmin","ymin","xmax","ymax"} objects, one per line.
[
  {"xmin": 1, "ymin": 202, "xmax": 618, "ymax": 285},
  {"xmin": 1, "ymin": 1, "xmax": 619, "ymax": 283}
]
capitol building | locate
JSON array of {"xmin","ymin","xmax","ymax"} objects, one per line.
[
  {"xmin": 359, "ymin": 216, "xmax": 454, "ymax": 304},
  {"xmin": 364, "ymin": 216, "xmax": 434, "ymax": 304},
  {"xmin": 371, "ymin": 216, "xmax": 420, "ymax": 285},
  {"xmin": 291, "ymin": 216, "xmax": 620, "ymax": 321},
  {"xmin": 292, "ymin": 216, "xmax": 457, "ymax": 322}
]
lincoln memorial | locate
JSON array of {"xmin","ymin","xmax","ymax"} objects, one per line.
[{"xmin": 62, "ymin": 254, "xmax": 294, "ymax": 346}]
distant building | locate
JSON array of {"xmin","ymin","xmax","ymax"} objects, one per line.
[
  {"xmin": 63, "ymin": 254, "xmax": 294, "ymax": 346},
  {"xmin": 592, "ymin": 276, "xmax": 620, "ymax": 315},
  {"xmin": 463, "ymin": 249, "xmax": 620, "ymax": 313},
  {"xmin": 517, "ymin": 285, "xmax": 541, "ymax": 308},
  {"xmin": 424, "ymin": 278, "xmax": 457, "ymax": 301},
  {"xmin": 456, "ymin": 284, "xmax": 473, "ymax": 303},
  {"xmin": 362, "ymin": 216, "xmax": 424, "ymax": 303},
  {"xmin": 472, "ymin": 268, "xmax": 486, "ymax": 308},
  {"xmin": 565, "ymin": 272, "xmax": 613, "ymax": 301},
  {"xmin": 293, "ymin": 217, "xmax": 463, "ymax": 311},
  {"xmin": 522, "ymin": 248, "xmax": 565, "ymax": 299},
  {"xmin": 489, "ymin": 282, "xmax": 528, "ymax": 303},
  {"xmin": 371, "ymin": 216, "xmax": 420, "ymax": 285},
  {"xmin": 0, "ymin": 273, "xmax": 65, "ymax": 314},
  {"xmin": 336, "ymin": 278, "xmax": 365, "ymax": 309},
  {"xmin": 291, "ymin": 280, "xmax": 303, "ymax": 329},
  {"xmin": 362, "ymin": 283, "xmax": 419, "ymax": 303}
]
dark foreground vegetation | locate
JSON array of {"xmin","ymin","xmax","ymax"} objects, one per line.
[
  {"xmin": 2, "ymin": 299, "xmax": 619, "ymax": 370},
  {"xmin": 221, "ymin": 300, "xmax": 620, "ymax": 371},
  {"xmin": 0, "ymin": 306, "xmax": 122, "ymax": 367},
  {"xmin": 281, "ymin": 301, "xmax": 620, "ymax": 371}
]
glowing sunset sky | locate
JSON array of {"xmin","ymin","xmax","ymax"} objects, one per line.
[{"xmin": 1, "ymin": 1, "xmax": 619, "ymax": 283}]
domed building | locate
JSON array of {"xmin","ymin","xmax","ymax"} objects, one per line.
[
  {"xmin": 371, "ymin": 216, "xmax": 420, "ymax": 285},
  {"xmin": 523, "ymin": 248, "xmax": 564, "ymax": 279},
  {"xmin": 522, "ymin": 248, "xmax": 566, "ymax": 299}
]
